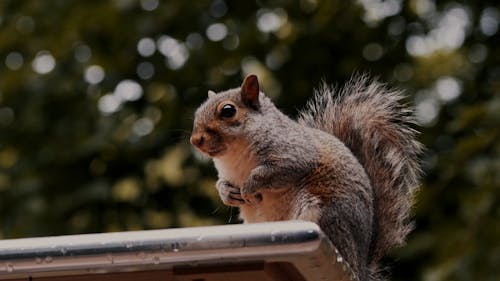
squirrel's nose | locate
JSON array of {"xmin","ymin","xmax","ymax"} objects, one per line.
[{"xmin": 190, "ymin": 133, "xmax": 204, "ymax": 147}]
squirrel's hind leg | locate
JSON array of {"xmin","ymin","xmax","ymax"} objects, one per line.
[{"xmin": 290, "ymin": 192, "xmax": 322, "ymax": 223}]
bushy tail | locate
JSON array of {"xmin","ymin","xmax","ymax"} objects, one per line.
[{"xmin": 298, "ymin": 75, "xmax": 423, "ymax": 266}]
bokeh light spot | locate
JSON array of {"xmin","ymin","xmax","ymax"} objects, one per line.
[
  {"xmin": 480, "ymin": 7, "xmax": 499, "ymax": 36},
  {"xmin": 157, "ymin": 35, "xmax": 190, "ymax": 70},
  {"xmin": 206, "ymin": 23, "xmax": 228, "ymax": 41},
  {"xmin": 98, "ymin": 94, "xmax": 121, "ymax": 114},
  {"xmin": 435, "ymin": 76, "xmax": 461, "ymax": 103},
  {"xmin": 74, "ymin": 44, "xmax": 92, "ymax": 63},
  {"xmin": 32, "ymin": 51, "xmax": 56, "ymax": 74},
  {"xmin": 415, "ymin": 91, "xmax": 440, "ymax": 126},
  {"xmin": 467, "ymin": 44, "xmax": 488, "ymax": 63},
  {"xmin": 140, "ymin": 0, "xmax": 159, "ymax": 11},
  {"xmin": 256, "ymin": 9, "xmax": 287, "ymax": 33},
  {"xmin": 186, "ymin": 33, "xmax": 204, "ymax": 49},
  {"xmin": 363, "ymin": 43, "xmax": 384, "ymax": 61},
  {"xmin": 137, "ymin": 62, "xmax": 155, "ymax": 80},
  {"xmin": 210, "ymin": 0, "xmax": 227, "ymax": 18},
  {"xmin": 16, "ymin": 16, "xmax": 35, "ymax": 34},
  {"xmin": 137, "ymin": 37, "xmax": 156, "ymax": 57},
  {"xmin": 84, "ymin": 65, "xmax": 105, "ymax": 84},
  {"xmin": 133, "ymin": 117, "xmax": 154, "ymax": 136},
  {"xmin": 5, "ymin": 52, "xmax": 24, "ymax": 70},
  {"xmin": 114, "ymin": 80, "xmax": 143, "ymax": 101}
]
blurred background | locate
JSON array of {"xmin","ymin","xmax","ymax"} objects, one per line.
[{"xmin": 0, "ymin": 0, "xmax": 498, "ymax": 280}]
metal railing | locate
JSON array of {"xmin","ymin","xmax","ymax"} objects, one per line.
[{"xmin": 0, "ymin": 221, "xmax": 354, "ymax": 281}]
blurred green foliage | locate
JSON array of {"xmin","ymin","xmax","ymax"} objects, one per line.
[{"xmin": 0, "ymin": 0, "xmax": 499, "ymax": 280}]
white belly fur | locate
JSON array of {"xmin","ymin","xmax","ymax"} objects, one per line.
[
  {"xmin": 213, "ymin": 141, "xmax": 257, "ymax": 188},
  {"xmin": 213, "ymin": 141, "xmax": 321, "ymax": 224}
]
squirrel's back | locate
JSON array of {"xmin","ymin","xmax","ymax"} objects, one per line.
[{"xmin": 298, "ymin": 75, "xmax": 423, "ymax": 268}]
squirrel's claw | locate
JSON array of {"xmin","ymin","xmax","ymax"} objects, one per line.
[
  {"xmin": 240, "ymin": 186, "xmax": 263, "ymax": 205},
  {"xmin": 216, "ymin": 180, "xmax": 245, "ymax": 206}
]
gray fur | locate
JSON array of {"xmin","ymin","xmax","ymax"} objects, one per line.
[
  {"xmin": 298, "ymin": 75, "xmax": 423, "ymax": 272},
  {"xmin": 191, "ymin": 75, "xmax": 422, "ymax": 281}
]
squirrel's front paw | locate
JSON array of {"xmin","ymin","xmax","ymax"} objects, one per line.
[
  {"xmin": 216, "ymin": 180, "xmax": 245, "ymax": 206},
  {"xmin": 241, "ymin": 184, "xmax": 263, "ymax": 205}
]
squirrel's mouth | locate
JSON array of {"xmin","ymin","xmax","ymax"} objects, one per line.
[
  {"xmin": 196, "ymin": 146, "xmax": 226, "ymax": 157},
  {"xmin": 207, "ymin": 147, "xmax": 227, "ymax": 157}
]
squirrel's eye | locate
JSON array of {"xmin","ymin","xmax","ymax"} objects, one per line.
[{"xmin": 220, "ymin": 104, "xmax": 237, "ymax": 118}]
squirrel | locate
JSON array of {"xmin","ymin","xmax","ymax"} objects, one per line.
[{"xmin": 190, "ymin": 74, "xmax": 422, "ymax": 281}]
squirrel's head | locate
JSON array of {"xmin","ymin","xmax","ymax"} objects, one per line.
[{"xmin": 190, "ymin": 74, "xmax": 262, "ymax": 158}]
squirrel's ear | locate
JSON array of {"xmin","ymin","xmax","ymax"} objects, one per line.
[
  {"xmin": 208, "ymin": 90, "xmax": 216, "ymax": 98},
  {"xmin": 241, "ymin": 74, "xmax": 260, "ymax": 110}
]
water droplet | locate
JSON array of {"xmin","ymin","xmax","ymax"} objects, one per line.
[
  {"xmin": 137, "ymin": 252, "xmax": 146, "ymax": 259},
  {"xmin": 35, "ymin": 257, "xmax": 43, "ymax": 264},
  {"xmin": 171, "ymin": 243, "xmax": 180, "ymax": 252},
  {"xmin": 44, "ymin": 256, "xmax": 53, "ymax": 263},
  {"xmin": 107, "ymin": 253, "xmax": 114, "ymax": 264},
  {"xmin": 60, "ymin": 247, "xmax": 67, "ymax": 255},
  {"xmin": 152, "ymin": 256, "xmax": 160, "ymax": 265},
  {"xmin": 6, "ymin": 263, "xmax": 14, "ymax": 272},
  {"xmin": 336, "ymin": 256, "xmax": 343, "ymax": 263}
]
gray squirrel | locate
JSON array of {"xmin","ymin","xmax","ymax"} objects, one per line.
[{"xmin": 190, "ymin": 74, "xmax": 423, "ymax": 281}]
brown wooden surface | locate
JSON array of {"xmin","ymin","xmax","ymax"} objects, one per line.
[{"xmin": 6, "ymin": 262, "xmax": 306, "ymax": 281}]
